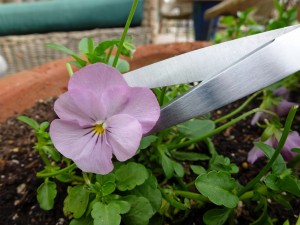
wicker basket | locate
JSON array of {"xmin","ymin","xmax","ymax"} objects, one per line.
[{"xmin": 0, "ymin": 0, "xmax": 158, "ymax": 75}]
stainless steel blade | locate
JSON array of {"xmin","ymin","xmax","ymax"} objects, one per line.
[
  {"xmin": 124, "ymin": 25, "xmax": 300, "ymax": 88},
  {"xmin": 148, "ymin": 27, "xmax": 300, "ymax": 133}
]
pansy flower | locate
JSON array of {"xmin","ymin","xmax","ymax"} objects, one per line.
[
  {"xmin": 251, "ymin": 87, "xmax": 298, "ymax": 125},
  {"xmin": 50, "ymin": 63, "xmax": 160, "ymax": 174},
  {"xmin": 247, "ymin": 131, "xmax": 300, "ymax": 164}
]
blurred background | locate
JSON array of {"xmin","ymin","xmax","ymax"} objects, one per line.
[{"xmin": 0, "ymin": 0, "xmax": 299, "ymax": 76}]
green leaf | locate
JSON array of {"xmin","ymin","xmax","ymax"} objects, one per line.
[
  {"xmin": 292, "ymin": 148, "xmax": 300, "ymax": 153},
  {"xmin": 209, "ymin": 155, "xmax": 239, "ymax": 174},
  {"xmin": 79, "ymin": 37, "xmax": 94, "ymax": 54},
  {"xmin": 160, "ymin": 151, "xmax": 174, "ymax": 179},
  {"xmin": 278, "ymin": 175, "xmax": 300, "ymax": 197},
  {"xmin": 91, "ymin": 202, "xmax": 121, "ymax": 225},
  {"xmin": 172, "ymin": 151, "xmax": 210, "ymax": 161},
  {"xmin": 122, "ymin": 196, "xmax": 154, "ymax": 225},
  {"xmin": 63, "ymin": 185, "xmax": 90, "ymax": 218},
  {"xmin": 195, "ymin": 171, "xmax": 239, "ymax": 208},
  {"xmin": 108, "ymin": 56, "xmax": 130, "ymax": 73},
  {"xmin": 111, "ymin": 200, "xmax": 131, "ymax": 214},
  {"xmin": 46, "ymin": 43, "xmax": 87, "ymax": 67},
  {"xmin": 273, "ymin": 194, "xmax": 292, "ymax": 209},
  {"xmin": 55, "ymin": 172, "xmax": 73, "ymax": 183},
  {"xmin": 139, "ymin": 136, "xmax": 158, "ymax": 150},
  {"xmin": 250, "ymin": 203, "xmax": 273, "ymax": 225},
  {"xmin": 96, "ymin": 173, "xmax": 116, "ymax": 185},
  {"xmin": 41, "ymin": 146, "xmax": 61, "ymax": 162},
  {"xmin": 17, "ymin": 116, "xmax": 39, "ymax": 130},
  {"xmin": 118, "ymin": 39, "xmax": 136, "ymax": 57},
  {"xmin": 70, "ymin": 216, "xmax": 93, "ymax": 225},
  {"xmin": 37, "ymin": 180, "xmax": 57, "ymax": 210},
  {"xmin": 178, "ymin": 120, "xmax": 215, "ymax": 139},
  {"xmin": 190, "ymin": 165, "xmax": 206, "ymax": 175},
  {"xmin": 115, "ymin": 162, "xmax": 149, "ymax": 191},
  {"xmin": 130, "ymin": 175, "xmax": 162, "ymax": 212},
  {"xmin": 203, "ymin": 208, "xmax": 232, "ymax": 225},
  {"xmin": 264, "ymin": 174, "xmax": 280, "ymax": 191},
  {"xmin": 94, "ymin": 39, "xmax": 118, "ymax": 55},
  {"xmin": 254, "ymin": 142, "xmax": 286, "ymax": 174},
  {"xmin": 101, "ymin": 182, "xmax": 116, "ymax": 196},
  {"xmin": 172, "ymin": 161, "xmax": 184, "ymax": 177}
]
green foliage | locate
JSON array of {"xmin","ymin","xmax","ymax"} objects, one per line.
[
  {"xmin": 138, "ymin": 135, "xmax": 158, "ymax": 150},
  {"xmin": 195, "ymin": 171, "xmax": 239, "ymax": 208},
  {"xmin": 203, "ymin": 208, "xmax": 232, "ymax": 225},
  {"xmin": 115, "ymin": 162, "xmax": 149, "ymax": 191},
  {"xmin": 177, "ymin": 119, "xmax": 215, "ymax": 139},
  {"xmin": 47, "ymin": 37, "xmax": 135, "ymax": 73},
  {"xmin": 37, "ymin": 180, "xmax": 57, "ymax": 210},
  {"xmin": 122, "ymin": 196, "xmax": 155, "ymax": 225},
  {"xmin": 91, "ymin": 202, "xmax": 123, "ymax": 225},
  {"xmin": 63, "ymin": 185, "xmax": 90, "ymax": 218}
]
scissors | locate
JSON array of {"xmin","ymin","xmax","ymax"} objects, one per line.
[{"xmin": 123, "ymin": 25, "xmax": 300, "ymax": 134}]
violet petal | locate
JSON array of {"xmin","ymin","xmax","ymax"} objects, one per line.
[{"xmin": 106, "ymin": 114, "xmax": 142, "ymax": 162}]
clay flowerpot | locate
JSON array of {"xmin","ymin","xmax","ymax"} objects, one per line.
[{"xmin": 0, "ymin": 42, "xmax": 210, "ymax": 122}]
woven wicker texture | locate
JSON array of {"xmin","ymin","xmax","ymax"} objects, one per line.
[{"xmin": 0, "ymin": 0, "xmax": 157, "ymax": 75}]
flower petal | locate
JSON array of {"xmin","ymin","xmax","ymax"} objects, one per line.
[
  {"xmin": 74, "ymin": 133, "xmax": 114, "ymax": 174},
  {"xmin": 275, "ymin": 100, "xmax": 298, "ymax": 116},
  {"xmin": 102, "ymin": 86, "xmax": 160, "ymax": 134},
  {"xmin": 281, "ymin": 131, "xmax": 299, "ymax": 160},
  {"xmin": 68, "ymin": 63, "xmax": 127, "ymax": 97},
  {"xmin": 50, "ymin": 119, "xmax": 94, "ymax": 160},
  {"xmin": 105, "ymin": 114, "xmax": 142, "ymax": 161},
  {"xmin": 50, "ymin": 119, "xmax": 113, "ymax": 174},
  {"xmin": 55, "ymin": 89, "xmax": 107, "ymax": 126}
]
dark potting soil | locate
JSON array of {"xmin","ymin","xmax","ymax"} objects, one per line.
[{"xmin": 0, "ymin": 94, "xmax": 299, "ymax": 225}]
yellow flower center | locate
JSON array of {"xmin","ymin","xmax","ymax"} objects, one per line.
[{"xmin": 93, "ymin": 123, "xmax": 105, "ymax": 135}]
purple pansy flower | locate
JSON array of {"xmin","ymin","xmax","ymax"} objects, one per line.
[
  {"xmin": 251, "ymin": 87, "xmax": 298, "ymax": 125},
  {"xmin": 247, "ymin": 131, "xmax": 300, "ymax": 164},
  {"xmin": 50, "ymin": 63, "xmax": 160, "ymax": 174}
]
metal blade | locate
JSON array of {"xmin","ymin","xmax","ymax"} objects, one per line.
[
  {"xmin": 148, "ymin": 27, "xmax": 300, "ymax": 133},
  {"xmin": 124, "ymin": 25, "xmax": 300, "ymax": 88}
]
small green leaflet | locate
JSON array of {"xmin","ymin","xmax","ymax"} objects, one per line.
[{"xmin": 37, "ymin": 180, "xmax": 57, "ymax": 211}]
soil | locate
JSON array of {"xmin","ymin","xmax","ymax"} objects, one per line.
[{"xmin": 1, "ymin": 90, "xmax": 300, "ymax": 225}]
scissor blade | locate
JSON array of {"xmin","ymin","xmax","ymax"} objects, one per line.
[
  {"xmin": 148, "ymin": 27, "xmax": 300, "ymax": 133},
  {"xmin": 124, "ymin": 25, "xmax": 300, "ymax": 88}
]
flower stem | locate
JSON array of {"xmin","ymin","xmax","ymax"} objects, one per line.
[
  {"xmin": 36, "ymin": 163, "xmax": 77, "ymax": 178},
  {"xmin": 159, "ymin": 187, "xmax": 187, "ymax": 210},
  {"xmin": 214, "ymin": 91, "xmax": 261, "ymax": 124},
  {"xmin": 238, "ymin": 105, "xmax": 298, "ymax": 197},
  {"xmin": 38, "ymin": 149, "xmax": 51, "ymax": 167},
  {"xmin": 159, "ymin": 87, "xmax": 167, "ymax": 106},
  {"xmin": 66, "ymin": 63, "xmax": 74, "ymax": 77},
  {"xmin": 112, "ymin": 0, "xmax": 139, "ymax": 67},
  {"xmin": 105, "ymin": 46, "xmax": 114, "ymax": 64},
  {"xmin": 173, "ymin": 190, "xmax": 208, "ymax": 202}
]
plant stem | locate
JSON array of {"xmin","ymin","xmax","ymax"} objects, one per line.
[
  {"xmin": 159, "ymin": 187, "xmax": 187, "ymax": 210},
  {"xmin": 105, "ymin": 46, "xmax": 114, "ymax": 64},
  {"xmin": 66, "ymin": 63, "xmax": 74, "ymax": 77},
  {"xmin": 204, "ymin": 138, "xmax": 217, "ymax": 155},
  {"xmin": 112, "ymin": 0, "xmax": 138, "ymax": 67},
  {"xmin": 36, "ymin": 163, "xmax": 77, "ymax": 178},
  {"xmin": 238, "ymin": 105, "xmax": 298, "ymax": 196},
  {"xmin": 173, "ymin": 190, "xmax": 208, "ymax": 202},
  {"xmin": 214, "ymin": 91, "xmax": 261, "ymax": 124},
  {"xmin": 168, "ymin": 108, "xmax": 275, "ymax": 150},
  {"xmin": 38, "ymin": 149, "xmax": 51, "ymax": 167},
  {"xmin": 159, "ymin": 87, "xmax": 167, "ymax": 106}
]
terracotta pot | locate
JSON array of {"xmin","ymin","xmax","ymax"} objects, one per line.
[{"xmin": 0, "ymin": 41, "xmax": 210, "ymax": 123}]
